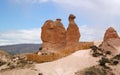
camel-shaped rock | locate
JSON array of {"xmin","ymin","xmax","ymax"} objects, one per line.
[{"xmin": 41, "ymin": 14, "xmax": 80, "ymax": 51}]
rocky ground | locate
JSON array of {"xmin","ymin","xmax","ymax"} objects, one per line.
[
  {"xmin": 0, "ymin": 40, "xmax": 120, "ymax": 75},
  {"xmin": 0, "ymin": 49, "xmax": 99, "ymax": 75}
]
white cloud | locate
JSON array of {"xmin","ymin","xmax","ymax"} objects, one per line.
[
  {"xmin": 79, "ymin": 24, "xmax": 120, "ymax": 42},
  {"xmin": 13, "ymin": 0, "xmax": 49, "ymax": 3},
  {"xmin": 79, "ymin": 25, "xmax": 103, "ymax": 41},
  {"xmin": 0, "ymin": 25, "xmax": 120, "ymax": 46},
  {"xmin": 0, "ymin": 28, "xmax": 41, "ymax": 46},
  {"xmin": 52, "ymin": 0, "xmax": 120, "ymax": 16},
  {"xmin": 50, "ymin": 0, "xmax": 120, "ymax": 41},
  {"xmin": 12, "ymin": 0, "xmax": 120, "ymax": 16},
  {"xmin": 4, "ymin": 0, "xmax": 120, "ymax": 44}
]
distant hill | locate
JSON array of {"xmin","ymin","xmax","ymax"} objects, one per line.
[{"xmin": 0, "ymin": 44, "xmax": 41, "ymax": 55}]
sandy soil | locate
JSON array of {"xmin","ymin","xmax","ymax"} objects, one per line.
[
  {"xmin": 34, "ymin": 49, "xmax": 100, "ymax": 75},
  {"xmin": 0, "ymin": 68, "xmax": 38, "ymax": 75},
  {"xmin": 2, "ymin": 41, "xmax": 120, "ymax": 75},
  {"xmin": 0, "ymin": 49, "xmax": 100, "ymax": 75}
]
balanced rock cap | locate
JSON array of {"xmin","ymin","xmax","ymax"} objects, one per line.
[
  {"xmin": 69, "ymin": 14, "xmax": 76, "ymax": 20},
  {"xmin": 56, "ymin": 18, "xmax": 61, "ymax": 21}
]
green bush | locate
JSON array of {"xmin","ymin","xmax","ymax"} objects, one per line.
[
  {"xmin": 113, "ymin": 54, "xmax": 120, "ymax": 60},
  {"xmin": 0, "ymin": 61, "xmax": 6, "ymax": 66},
  {"xmin": 99, "ymin": 57, "xmax": 110, "ymax": 69},
  {"xmin": 90, "ymin": 45, "xmax": 103, "ymax": 57}
]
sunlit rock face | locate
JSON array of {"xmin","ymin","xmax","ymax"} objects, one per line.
[
  {"xmin": 66, "ymin": 14, "xmax": 80, "ymax": 48},
  {"xmin": 41, "ymin": 19, "xmax": 66, "ymax": 51}
]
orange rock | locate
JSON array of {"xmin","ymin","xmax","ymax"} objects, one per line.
[
  {"xmin": 41, "ymin": 19, "xmax": 66, "ymax": 51},
  {"xmin": 66, "ymin": 14, "xmax": 80, "ymax": 48},
  {"xmin": 55, "ymin": 19, "xmax": 66, "ymax": 45},
  {"xmin": 41, "ymin": 14, "xmax": 81, "ymax": 52},
  {"xmin": 34, "ymin": 14, "xmax": 94, "ymax": 63}
]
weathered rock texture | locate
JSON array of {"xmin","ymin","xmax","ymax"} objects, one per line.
[
  {"xmin": 103, "ymin": 27, "xmax": 119, "ymax": 41},
  {"xmin": 34, "ymin": 14, "xmax": 93, "ymax": 63},
  {"xmin": 55, "ymin": 19, "xmax": 66, "ymax": 47},
  {"xmin": 66, "ymin": 14, "xmax": 80, "ymax": 48},
  {"xmin": 100, "ymin": 27, "xmax": 120, "ymax": 55},
  {"xmin": 41, "ymin": 14, "xmax": 81, "ymax": 51},
  {"xmin": 41, "ymin": 19, "xmax": 66, "ymax": 51}
]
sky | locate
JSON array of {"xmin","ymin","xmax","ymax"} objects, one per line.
[{"xmin": 0, "ymin": 0, "xmax": 120, "ymax": 45}]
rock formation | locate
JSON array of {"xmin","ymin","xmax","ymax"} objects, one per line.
[
  {"xmin": 66, "ymin": 14, "xmax": 80, "ymax": 48},
  {"xmin": 41, "ymin": 14, "xmax": 81, "ymax": 51},
  {"xmin": 26, "ymin": 14, "xmax": 93, "ymax": 63},
  {"xmin": 41, "ymin": 19, "xmax": 66, "ymax": 51},
  {"xmin": 100, "ymin": 27, "xmax": 120, "ymax": 55},
  {"xmin": 55, "ymin": 18, "xmax": 66, "ymax": 47},
  {"xmin": 103, "ymin": 27, "xmax": 119, "ymax": 41},
  {"xmin": 38, "ymin": 14, "xmax": 94, "ymax": 63}
]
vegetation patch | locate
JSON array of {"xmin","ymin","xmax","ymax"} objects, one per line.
[
  {"xmin": 26, "ymin": 52, "xmax": 61, "ymax": 63},
  {"xmin": 75, "ymin": 66, "xmax": 114, "ymax": 75},
  {"xmin": 0, "ymin": 61, "xmax": 6, "ymax": 66},
  {"xmin": 76, "ymin": 45, "xmax": 120, "ymax": 75}
]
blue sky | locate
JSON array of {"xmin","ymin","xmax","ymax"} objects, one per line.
[{"xmin": 0, "ymin": 0, "xmax": 120, "ymax": 45}]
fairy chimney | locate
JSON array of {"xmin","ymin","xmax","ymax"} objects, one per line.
[
  {"xmin": 41, "ymin": 19, "xmax": 66, "ymax": 51},
  {"xmin": 66, "ymin": 14, "xmax": 80, "ymax": 47}
]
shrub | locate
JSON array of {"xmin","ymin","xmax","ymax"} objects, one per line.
[
  {"xmin": 0, "ymin": 61, "xmax": 6, "ymax": 66},
  {"xmin": 105, "ymin": 51, "xmax": 111, "ymax": 55},
  {"xmin": 38, "ymin": 73, "xmax": 43, "ymax": 75},
  {"xmin": 39, "ymin": 47, "xmax": 42, "ymax": 51},
  {"xmin": 112, "ymin": 60, "xmax": 119, "ymax": 65},
  {"xmin": 90, "ymin": 45, "xmax": 98, "ymax": 51},
  {"xmin": 92, "ymin": 53, "xmax": 102, "ymax": 57},
  {"xmin": 98, "ymin": 57, "xmax": 110, "ymax": 69},
  {"xmin": 90, "ymin": 45, "xmax": 103, "ymax": 57},
  {"xmin": 9, "ymin": 65, "xmax": 15, "ymax": 69},
  {"xmin": 113, "ymin": 54, "xmax": 120, "ymax": 60},
  {"xmin": 75, "ymin": 66, "xmax": 112, "ymax": 75}
]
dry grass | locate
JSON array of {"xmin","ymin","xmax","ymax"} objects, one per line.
[
  {"xmin": 60, "ymin": 42, "xmax": 94, "ymax": 56},
  {"xmin": 77, "ymin": 42, "xmax": 94, "ymax": 50},
  {"xmin": 26, "ymin": 47, "xmax": 77, "ymax": 63},
  {"xmin": 26, "ymin": 42, "xmax": 94, "ymax": 63},
  {"xmin": 26, "ymin": 53, "xmax": 62, "ymax": 63}
]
